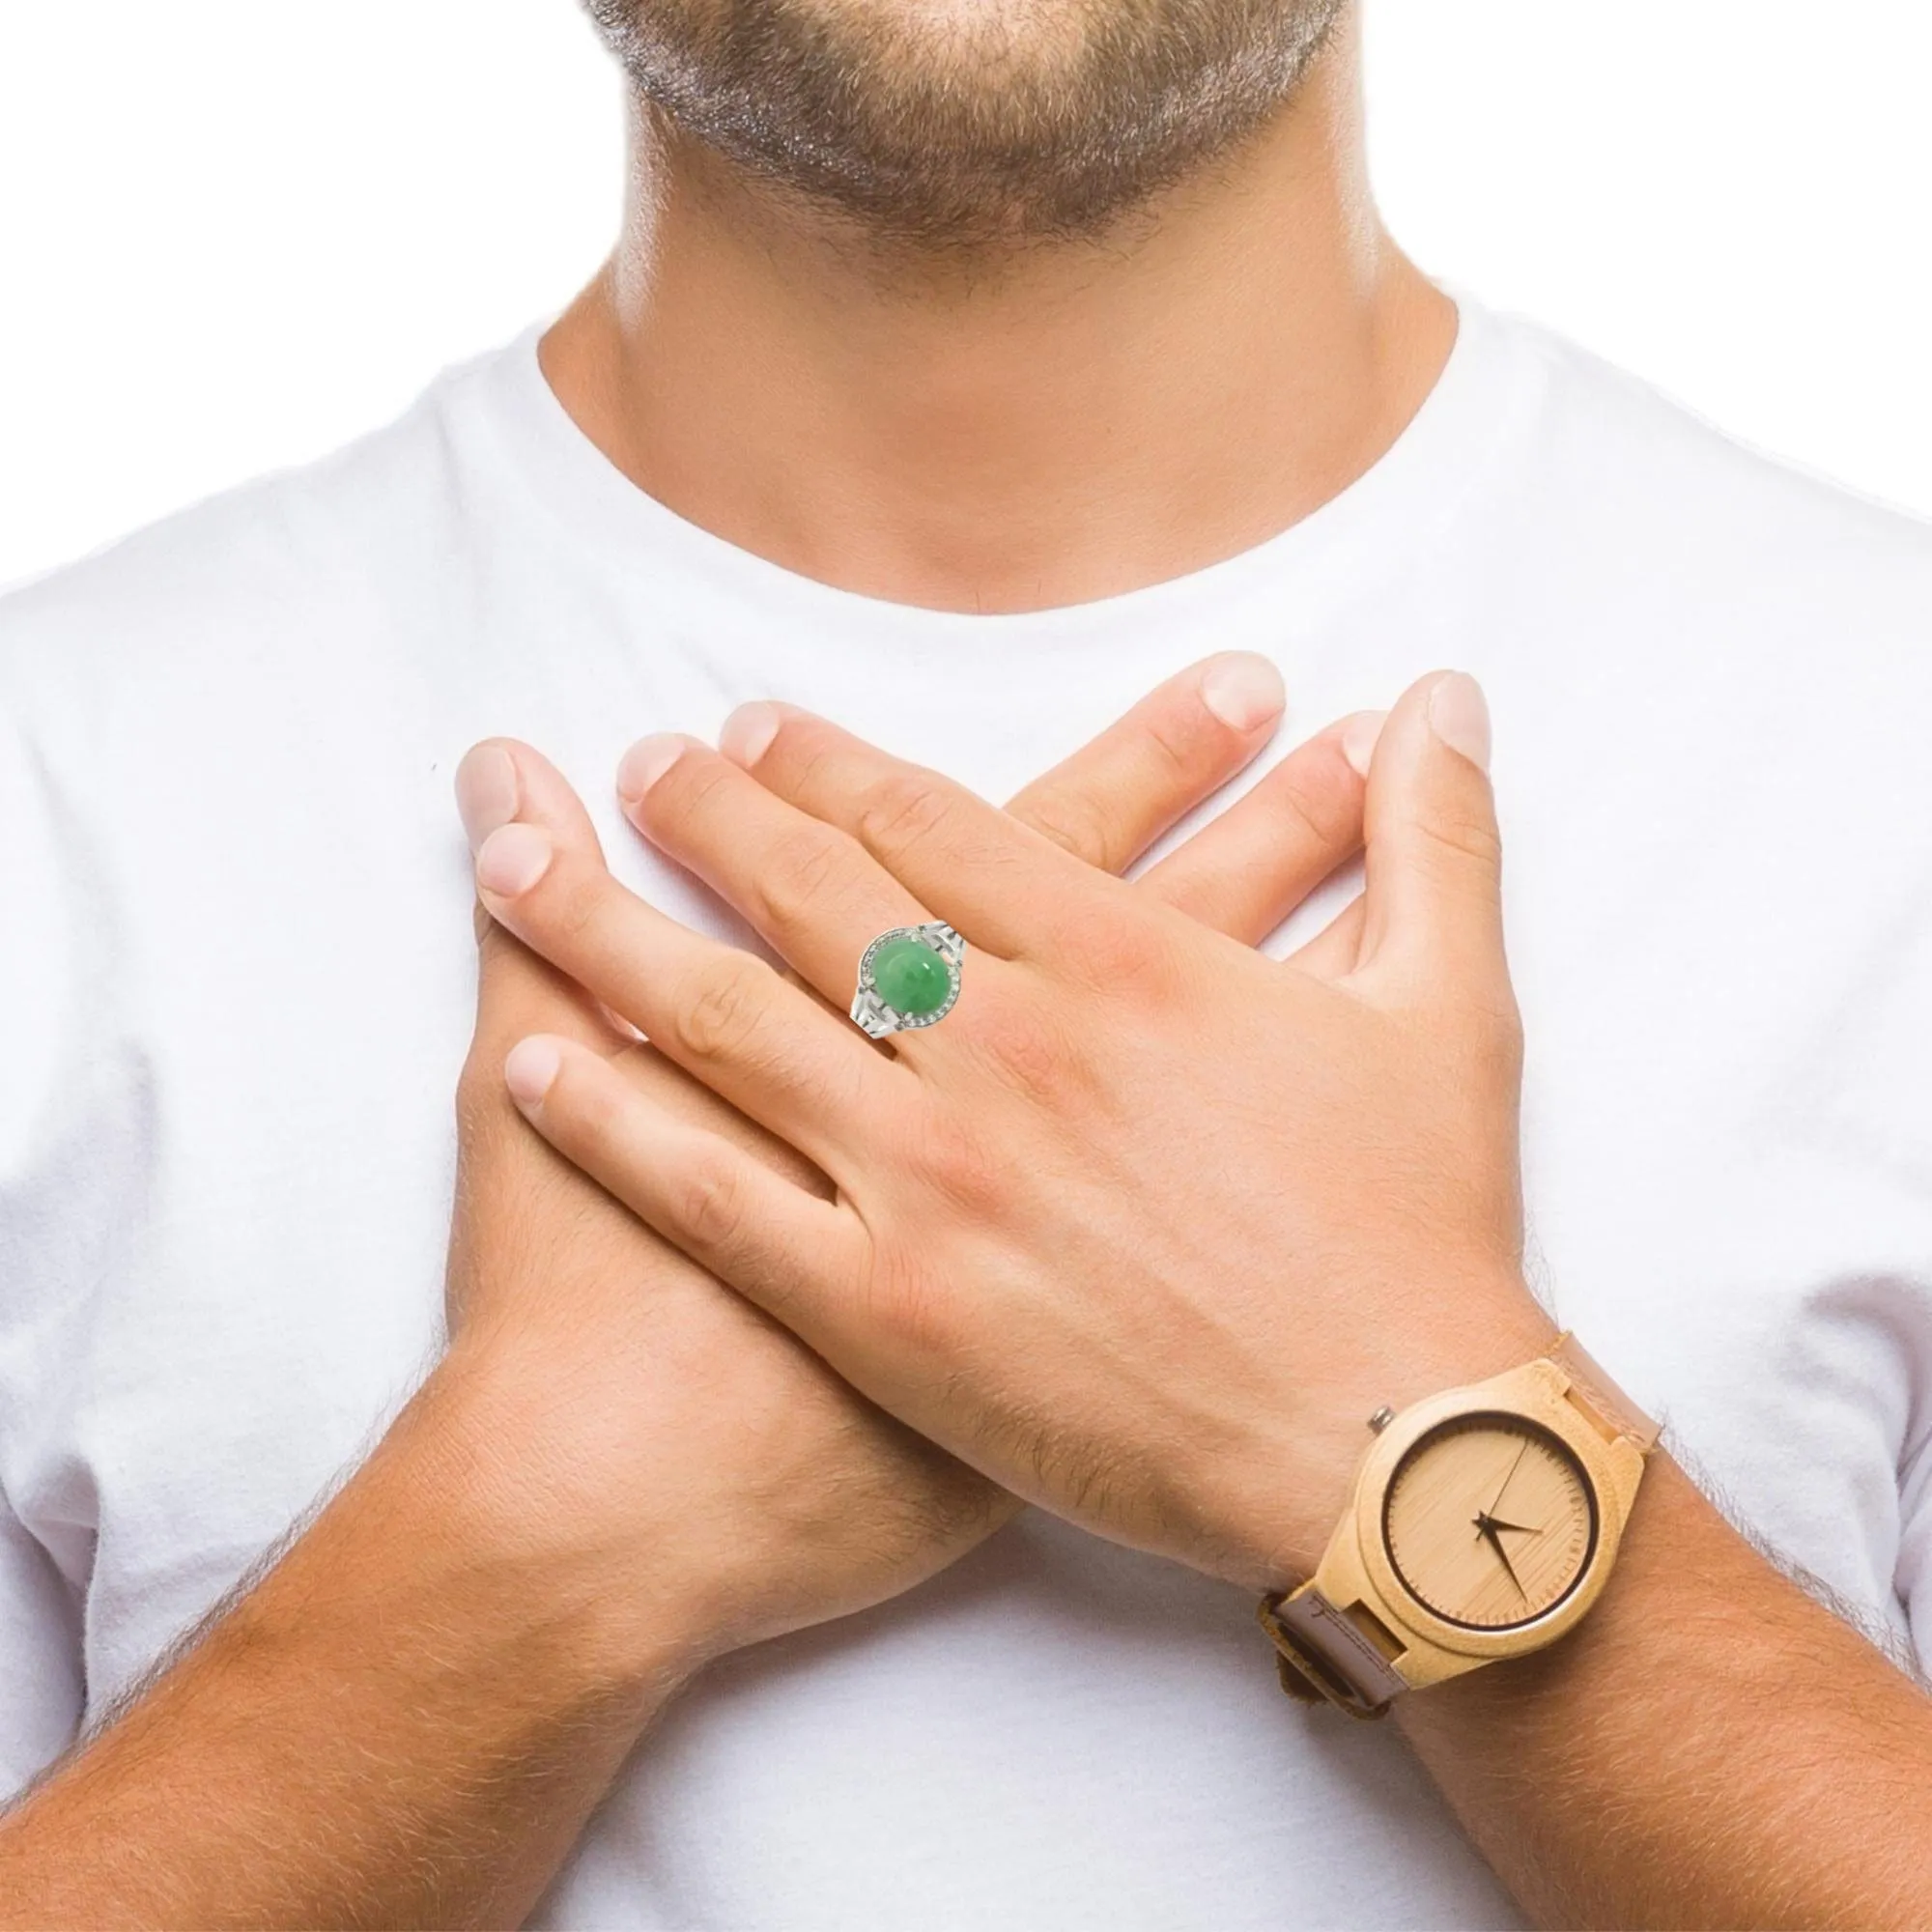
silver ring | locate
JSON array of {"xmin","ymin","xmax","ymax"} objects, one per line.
[{"xmin": 850, "ymin": 922, "xmax": 966, "ymax": 1038}]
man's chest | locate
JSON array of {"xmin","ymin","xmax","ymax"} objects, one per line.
[
  {"xmin": 39, "ymin": 788, "xmax": 1925, "ymax": 1688},
  {"xmin": 11, "ymin": 644, "xmax": 1930, "ymax": 1925}
]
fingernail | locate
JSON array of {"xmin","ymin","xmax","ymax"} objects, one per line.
[
  {"xmin": 475, "ymin": 822, "xmax": 554, "ymax": 898},
  {"xmin": 454, "ymin": 745, "xmax": 518, "ymax": 853},
  {"xmin": 720, "ymin": 701, "xmax": 782, "ymax": 768},
  {"xmin": 616, "ymin": 733, "xmax": 688, "ymax": 806},
  {"xmin": 1427, "ymin": 672, "xmax": 1492, "ymax": 772},
  {"xmin": 1200, "ymin": 654, "xmax": 1287, "ymax": 733},
  {"xmin": 504, "ymin": 1036, "xmax": 563, "ymax": 1108},
  {"xmin": 1339, "ymin": 710, "xmax": 1387, "ymax": 779}
]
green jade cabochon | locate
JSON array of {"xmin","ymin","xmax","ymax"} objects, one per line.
[{"xmin": 870, "ymin": 936, "xmax": 954, "ymax": 1017}]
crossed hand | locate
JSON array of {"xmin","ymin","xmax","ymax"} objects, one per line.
[{"xmin": 447, "ymin": 655, "xmax": 1548, "ymax": 1672}]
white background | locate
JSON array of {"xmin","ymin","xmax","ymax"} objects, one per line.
[{"xmin": 2, "ymin": 1, "xmax": 1928, "ymax": 591}]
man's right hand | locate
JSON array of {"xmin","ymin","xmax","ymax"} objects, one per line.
[{"xmin": 434, "ymin": 651, "xmax": 1382, "ymax": 1682}]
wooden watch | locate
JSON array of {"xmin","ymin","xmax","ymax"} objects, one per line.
[{"xmin": 1258, "ymin": 1333, "xmax": 1660, "ymax": 1719}]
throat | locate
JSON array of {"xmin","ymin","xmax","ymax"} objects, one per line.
[{"xmin": 539, "ymin": 32, "xmax": 1456, "ymax": 615}]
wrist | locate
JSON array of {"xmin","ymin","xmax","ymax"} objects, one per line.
[
  {"xmin": 1208, "ymin": 1271, "xmax": 1557, "ymax": 1592},
  {"xmin": 409, "ymin": 1343, "xmax": 719, "ymax": 1696}
]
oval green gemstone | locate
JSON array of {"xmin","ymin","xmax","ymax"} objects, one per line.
[{"xmin": 871, "ymin": 936, "xmax": 953, "ymax": 1017}]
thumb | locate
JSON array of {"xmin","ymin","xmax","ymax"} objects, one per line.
[{"xmin": 1354, "ymin": 670, "xmax": 1507, "ymax": 996}]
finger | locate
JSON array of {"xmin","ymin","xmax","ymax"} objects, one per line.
[
  {"xmin": 1290, "ymin": 890, "xmax": 1366, "ymax": 980},
  {"xmin": 459, "ymin": 746, "xmax": 836, "ymax": 1191},
  {"xmin": 720, "ymin": 703, "xmax": 1112, "ymax": 957},
  {"xmin": 1001, "ymin": 653, "xmax": 1286, "ymax": 872},
  {"xmin": 469, "ymin": 903, "xmax": 612, "ymax": 1053},
  {"xmin": 615, "ymin": 737, "xmax": 1039, "ymax": 1061},
  {"xmin": 1135, "ymin": 711, "xmax": 1378, "ymax": 944},
  {"xmin": 458, "ymin": 742, "xmax": 620, "ymax": 1058},
  {"xmin": 609, "ymin": 1033, "xmax": 832, "ymax": 1199},
  {"xmin": 1353, "ymin": 671, "xmax": 1509, "ymax": 995},
  {"xmin": 462, "ymin": 739, "xmax": 900, "ymax": 1169},
  {"xmin": 615, "ymin": 733, "xmax": 939, "ymax": 1007},
  {"xmin": 505, "ymin": 1033, "xmax": 863, "ymax": 1322}
]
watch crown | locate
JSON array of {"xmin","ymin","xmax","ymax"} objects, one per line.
[{"xmin": 1367, "ymin": 1406, "xmax": 1396, "ymax": 1435}]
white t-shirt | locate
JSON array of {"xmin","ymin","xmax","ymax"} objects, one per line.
[{"xmin": 3, "ymin": 300, "xmax": 1931, "ymax": 1929}]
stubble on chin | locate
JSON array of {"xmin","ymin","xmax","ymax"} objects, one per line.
[{"xmin": 582, "ymin": 0, "xmax": 1349, "ymax": 250}]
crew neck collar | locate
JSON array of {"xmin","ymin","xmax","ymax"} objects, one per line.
[{"xmin": 471, "ymin": 293, "xmax": 1529, "ymax": 661}]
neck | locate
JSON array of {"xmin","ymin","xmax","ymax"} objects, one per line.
[{"xmin": 541, "ymin": 12, "xmax": 1454, "ymax": 616}]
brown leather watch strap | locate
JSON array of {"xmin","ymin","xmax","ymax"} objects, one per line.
[
  {"xmin": 1550, "ymin": 1331, "xmax": 1661, "ymax": 1452},
  {"xmin": 1257, "ymin": 1587, "xmax": 1406, "ymax": 1720}
]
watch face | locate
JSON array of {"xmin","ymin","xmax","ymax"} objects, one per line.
[{"xmin": 1381, "ymin": 1413, "xmax": 1599, "ymax": 1632}]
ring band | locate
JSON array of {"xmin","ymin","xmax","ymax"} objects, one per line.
[{"xmin": 850, "ymin": 922, "xmax": 966, "ymax": 1038}]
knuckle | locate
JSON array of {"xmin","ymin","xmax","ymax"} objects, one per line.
[
  {"xmin": 1142, "ymin": 707, "xmax": 1207, "ymax": 781},
  {"xmin": 1414, "ymin": 809, "xmax": 1504, "ymax": 874},
  {"xmin": 904, "ymin": 1110, "xmax": 1008, "ymax": 1218},
  {"xmin": 675, "ymin": 1148, "xmax": 752, "ymax": 1255},
  {"xmin": 753, "ymin": 827, "xmax": 847, "ymax": 929},
  {"xmin": 680, "ymin": 756, "xmax": 738, "ymax": 811},
  {"xmin": 669, "ymin": 954, "xmax": 776, "ymax": 1065},
  {"xmin": 1051, "ymin": 900, "xmax": 1179, "ymax": 998},
  {"xmin": 647, "ymin": 754, "xmax": 734, "ymax": 832},
  {"xmin": 858, "ymin": 772, "xmax": 954, "ymax": 860},
  {"xmin": 787, "ymin": 734, "xmax": 843, "ymax": 798},
  {"xmin": 980, "ymin": 1006, "xmax": 1082, "ymax": 1109},
  {"xmin": 1016, "ymin": 786, "xmax": 1121, "ymax": 867},
  {"xmin": 513, "ymin": 857, "xmax": 606, "ymax": 958},
  {"xmin": 1266, "ymin": 759, "xmax": 1358, "ymax": 854}
]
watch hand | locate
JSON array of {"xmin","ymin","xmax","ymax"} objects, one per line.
[
  {"xmin": 1483, "ymin": 1515, "xmax": 1541, "ymax": 1538},
  {"xmin": 1476, "ymin": 1518, "xmax": 1529, "ymax": 1599},
  {"xmin": 1489, "ymin": 1439, "xmax": 1532, "ymax": 1517}
]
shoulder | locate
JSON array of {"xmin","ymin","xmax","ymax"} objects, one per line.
[
  {"xmin": 1462, "ymin": 309, "xmax": 1932, "ymax": 863},
  {"xmin": 1458, "ymin": 319, "xmax": 1932, "ymax": 1192},
  {"xmin": 0, "ymin": 341, "xmax": 521, "ymax": 743},
  {"xmin": 0, "ymin": 344, "xmax": 526, "ymax": 1195},
  {"xmin": 1483, "ymin": 310, "xmax": 1932, "ymax": 677}
]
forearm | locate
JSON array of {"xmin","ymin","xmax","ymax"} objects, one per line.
[
  {"xmin": 1399, "ymin": 1454, "xmax": 1932, "ymax": 1929},
  {"xmin": 0, "ymin": 1358, "xmax": 695, "ymax": 1930}
]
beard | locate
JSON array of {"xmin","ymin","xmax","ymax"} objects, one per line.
[{"xmin": 582, "ymin": 0, "xmax": 1348, "ymax": 248}]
